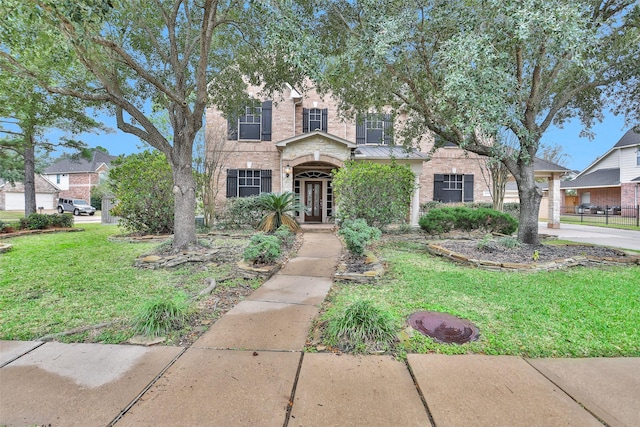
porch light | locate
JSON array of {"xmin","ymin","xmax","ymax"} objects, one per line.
[{"xmin": 284, "ymin": 164, "xmax": 292, "ymax": 177}]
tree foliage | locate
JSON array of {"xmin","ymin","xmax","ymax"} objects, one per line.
[
  {"xmin": 0, "ymin": 70, "xmax": 104, "ymax": 215},
  {"xmin": 332, "ymin": 161, "xmax": 415, "ymax": 229},
  {"xmin": 280, "ymin": 0, "xmax": 640, "ymax": 244},
  {"xmin": 0, "ymin": 0, "xmax": 306, "ymax": 250},
  {"xmin": 108, "ymin": 150, "xmax": 174, "ymax": 235}
]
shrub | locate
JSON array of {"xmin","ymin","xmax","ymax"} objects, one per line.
[
  {"xmin": 274, "ymin": 224, "xmax": 295, "ymax": 246},
  {"xmin": 325, "ymin": 300, "xmax": 396, "ymax": 353},
  {"xmin": 420, "ymin": 201, "xmax": 443, "ymax": 215},
  {"xmin": 418, "ymin": 206, "xmax": 518, "ymax": 235},
  {"xmin": 20, "ymin": 213, "xmax": 51, "ymax": 230},
  {"xmin": 0, "ymin": 220, "xmax": 17, "ymax": 233},
  {"xmin": 132, "ymin": 298, "xmax": 189, "ymax": 337},
  {"xmin": 338, "ymin": 219, "xmax": 381, "ymax": 255},
  {"xmin": 216, "ymin": 196, "xmax": 264, "ymax": 229},
  {"xmin": 49, "ymin": 213, "xmax": 74, "ymax": 228},
  {"xmin": 332, "ymin": 161, "xmax": 415, "ymax": 229},
  {"xmin": 257, "ymin": 192, "xmax": 304, "ymax": 232},
  {"xmin": 243, "ymin": 233, "xmax": 281, "ymax": 264},
  {"xmin": 108, "ymin": 150, "xmax": 174, "ymax": 234},
  {"xmin": 418, "ymin": 207, "xmax": 457, "ymax": 234}
]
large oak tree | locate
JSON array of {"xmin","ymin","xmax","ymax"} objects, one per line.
[
  {"xmin": 1, "ymin": 0, "xmax": 300, "ymax": 249},
  {"xmin": 283, "ymin": 0, "xmax": 640, "ymax": 243}
]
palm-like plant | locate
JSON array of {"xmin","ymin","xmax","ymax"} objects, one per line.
[{"xmin": 257, "ymin": 192, "xmax": 306, "ymax": 232}]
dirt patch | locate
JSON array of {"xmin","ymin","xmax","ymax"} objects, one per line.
[{"xmin": 436, "ymin": 239, "xmax": 627, "ymax": 264}]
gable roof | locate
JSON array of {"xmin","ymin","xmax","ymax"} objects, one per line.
[
  {"xmin": 561, "ymin": 168, "xmax": 620, "ymax": 189},
  {"xmin": 613, "ymin": 128, "xmax": 640, "ymax": 148},
  {"xmin": 45, "ymin": 150, "xmax": 118, "ymax": 174},
  {"xmin": 0, "ymin": 174, "xmax": 61, "ymax": 193},
  {"xmin": 533, "ymin": 157, "xmax": 570, "ymax": 173},
  {"xmin": 577, "ymin": 128, "xmax": 639, "ymax": 177},
  {"xmin": 275, "ymin": 130, "xmax": 357, "ymax": 149}
]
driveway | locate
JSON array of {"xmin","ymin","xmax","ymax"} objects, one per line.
[{"xmin": 539, "ymin": 222, "xmax": 640, "ymax": 251}]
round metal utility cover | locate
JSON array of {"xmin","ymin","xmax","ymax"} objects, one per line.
[{"xmin": 408, "ymin": 311, "xmax": 479, "ymax": 344}]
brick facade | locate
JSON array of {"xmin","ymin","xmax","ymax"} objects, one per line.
[
  {"xmin": 206, "ymin": 84, "xmax": 494, "ymax": 223},
  {"xmin": 577, "ymin": 188, "xmax": 622, "ymax": 208},
  {"xmin": 621, "ymin": 183, "xmax": 639, "ymax": 207}
]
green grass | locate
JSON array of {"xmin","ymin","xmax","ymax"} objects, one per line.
[
  {"xmin": 0, "ymin": 224, "xmax": 251, "ymax": 343},
  {"xmin": 325, "ymin": 240, "xmax": 640, "ymax": 358}
]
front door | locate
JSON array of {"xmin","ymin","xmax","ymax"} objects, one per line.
[{"xmin": 305, "ymin": 181, "xmax": 322, "ymax": 222}]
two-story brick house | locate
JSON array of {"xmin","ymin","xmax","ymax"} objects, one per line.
[
  {"xmin": 206, "ymin": 84, "xmax": 496, "ymax": 226},
  {"xmin": 43, "ymin": 150, "xmax": 118, "ymax": 204},
  {"xmin": 562, "ymin": 128, "xmax": 640, "ymax": 210}
]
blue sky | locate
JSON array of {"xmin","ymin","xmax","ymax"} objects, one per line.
[{"xmin": 65, "ymin": 111, "xmax": 632, "ymax": 173}]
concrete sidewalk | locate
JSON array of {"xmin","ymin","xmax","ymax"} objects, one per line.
[{"xmin": 2, "ymin": 230, "xmax": 639, "ymax": 426}]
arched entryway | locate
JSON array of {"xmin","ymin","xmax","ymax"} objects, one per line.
[{"xmin": 292, "ymin": 166, "xmax": 335, "ymax": 223}]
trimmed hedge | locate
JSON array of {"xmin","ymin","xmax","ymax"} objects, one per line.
[
  {"xmin": 19, "ymin": 213, "xmax": 74, "ymax": 230},
  {"xmin": 418, "ymin": 206, "xmax": 517, "ymax": 235}
]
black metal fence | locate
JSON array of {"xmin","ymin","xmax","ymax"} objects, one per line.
[{"xmin": 561, "ymin": 205, "xmax": 640, "ymax": 227}]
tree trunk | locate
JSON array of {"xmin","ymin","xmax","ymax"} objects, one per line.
[
  {"xmin": 171, "ymin": 138, "xmax": 197, "ymax": 250},
  {"xmin": 514, "ymin": 162, "xmax": 542, "ymax": 245},
  {"xmin": 23, "ymin": 135, "xmax": 37, "ymax": 216}
]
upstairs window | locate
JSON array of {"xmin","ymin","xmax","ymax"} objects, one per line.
[
  {"xmin": 239, "ymin": 105, "xmax": 262, "ymax": 140},
  {"xmin": 356, "ymin": 113, "xmax": 393, "ymax": 145},
  {"xmin": 227, "ymin": 100, "xmax": 272, "ymax": 141},
  {"xmin": 637, "ymin": 147, "xmax": 640, "ymax": 166},
  {"xmin": 303, "ymin": 108, "xmax": 328, "ymax": 133}
]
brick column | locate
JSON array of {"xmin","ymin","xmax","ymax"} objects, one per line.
[
  {"xmin": 547, "ymin": 173, "xmax": 561, "ymax": 229},
  {"xmin": 411, "ymin": 174, "xmax": 421, "ymax": 227}
]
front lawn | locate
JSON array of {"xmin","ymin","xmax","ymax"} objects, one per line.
[
  {"xmin": 0, "ymin": 224, "xmax": 260, "ymax": 344},
  {"xmin": 321, "ymin": 238, "xmax": 640, "ymax": 358}
]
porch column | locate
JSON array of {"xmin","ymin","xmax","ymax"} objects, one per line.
[
  {"xmin": 411, "ymin": 174, "xmax": 421, "ymax": 227},
  {"xmin": 547, "ymin": 173, "xmax": 561, "ymax": 229}
]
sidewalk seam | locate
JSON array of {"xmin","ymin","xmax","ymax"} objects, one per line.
[
  {"xmin": 283, "ymin": 351, "xmax": 305, "ymax": 427},
  {"xmin": 107, "ymin": 347, "xmax": 187, "ymax": 426},
  {"xmin": 523, "ymin": 358, "xmax": 613, "ymax": 427},
  {"xmin": 404, "ymin": 358, "xmax": 437, "ymax": 427},
  {"xmin": 0, "ymin": 341, "xmax": 46, "ymax": 368}
]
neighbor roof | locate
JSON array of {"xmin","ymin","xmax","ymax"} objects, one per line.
[
  {"xmin": 561, "ymin": 168, "xmax": 620, "ymax": 189},
  {"xmin": 533, "ymin": 157, "xmax": 570, "ymax": 173},
  {"xmin": 45, "ymin": 150, "xmax": 117, "ymax": 174},
  {"xmin": 613, "ymin": 128, "xmax": 640, "ymax": 148}
]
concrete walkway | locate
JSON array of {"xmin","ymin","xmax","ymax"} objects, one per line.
[
  {"xmin": 539, "ymin": 221, "xmax": 640, "ymax": 251},
  {"xmin": 2, "ymin": 229, "xmax": 639, "ymax": 426}
]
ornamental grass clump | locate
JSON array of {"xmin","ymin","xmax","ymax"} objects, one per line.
[
  {"xmin": 325, "ymin": 300, "xmax": 396, "ymax": 353},
  {"xmin": 133, "ymin": 298, "xmax": 189, "ymax": 337}
]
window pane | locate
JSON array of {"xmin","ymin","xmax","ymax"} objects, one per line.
[
  {"xmin": 239, "ymin": 123, "xmax": 261, "ymax": 140},
  {"xmin": 366, "ymin": 129, "xmax": 383, "ymax": 144}
]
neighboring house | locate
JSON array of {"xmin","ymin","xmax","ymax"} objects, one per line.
[
  {"xmin": 562, "ymin": 129, "xmax": 640, "ymax": 211},
  {"xmin": 0, "ymin": 175, "xmax": 61, "ymax": 211},
  {"xmin": 502, "ymin": 158, "xmax": 570, "ymax": 220},
  {"xmin": 206, "ymin": 84, "xmax": 498, "ymax": 226},
  {"xmin": 43, "ymin": 150, "xmax": 117, "ymax": 203}
]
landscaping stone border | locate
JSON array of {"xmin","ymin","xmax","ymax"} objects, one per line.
[
  {"xmin": 335, "ymin": 250, "xmax": 385, "ymax": 282},
  {"xmin": 427, "ymin": 243, "xmax": 640, "ymax": 272},
  {"xmin": 0, "ymin": 227, "xmax": 83, "ymax": 240}
]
